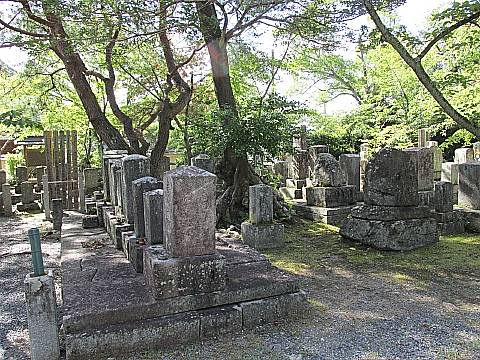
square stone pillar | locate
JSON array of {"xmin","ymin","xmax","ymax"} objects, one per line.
[
  {"xmin": 249, "ymin": 184, "xmax": 273, "ymax": 224},
  {"xmin": 434, "ymin": 181, "xmax": 453, "ymax": 213},
  {"xmin": 144, "ymin": 189, "xmax": 164, "ymax": 245},
  {"xmin": 21, "ymin": 181, "xmax": 34, "ymax": 204},
  {"xmin": 121, "ymin": 155, "xmax": 150, "ymax": 224},
  {"xmin": 102, "ymin": 152, "xmax": 127, "ymax": 201},
  {"xmin": 35, "ymin": 166, "xmax": 45, "ymax": 191},
  {"xmin": 0, "ymin": 169, "xmax": 6, "ymax": 187},
  {"xmin": 418, "ymin": 128, "xmax": 429, "ymax": 148},
  {"xmin": 78, "ymin": 170, "xmax": 86, "ymax": 214},
  {"xmin": 132, "ymin": 176, "xmax": 162, "ymax": 238},
  {"xmin": 16, "ymin": 166, "xmax": 28, "ymax": 184},
  {"xmin": 42, "ymin": 175, "xmax": 51, "ymax": 220},
  {"xmin": 292, "ymin": 150, "xmax": 309, "ymax": 180},
  {"xmin": 2, "ymin": 183, "xmax": 12, "ymax": 216},
  {"xmin": 474, "ymin": 142, "xmax": 480, "ymax": 161},
  {"xmin": 404, "ymin": 147, "xmax": 435, "ymax": 191},
  {"xmin": 108, "ymin": 161, "xmax": 122, "ymax": 207},
  {"xmin": 163, "ymin": 166, "xmax": 216, "ymax": 257},
  {"xmin": 24, "ymin": 270, "xmax": 60, "ymax": 360},
  {"xmin": 83, "ymin": 168, "xmax": 101, "ymax": 195},
  {"xmin": 458, "ymin": 163, "xmax": 480, "ymax": 209}
]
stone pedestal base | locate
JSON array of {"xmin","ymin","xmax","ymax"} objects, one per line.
[
  {"xmin": 241, "ymin": 222, "xmax": 284, "ymax": 250},
  {"xmin": 16, "ymin": 202, "xmax": 41, "ymax": 212},
  {"xmin": 432, "ymin": 210, "xmax": 465, "ymax": 235},
  {"xmin": 82, "ymin": 215, "xmax": 99, "ymax": 229},
  {"xmin": 459, "ymin": 207, "xmax": 480, "ymax": 233},
  {"xmin": 144, "ymin": 246, "xmax": 226, "ymax": 300},
  {"xmin": 293, "ymin": 202, "xmax": 355, "ymax": 227},
  {"xmin": 340, "ymin": 205, "xmax": 438, "ymax": 250},
  {"xmin": 305, "ymin": 186, "xmax": 355, "ymax": 207}
]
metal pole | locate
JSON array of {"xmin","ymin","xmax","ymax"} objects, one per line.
[{"xmin": 27, "ymin": 228, "xmax": 45, "ymax": 277}]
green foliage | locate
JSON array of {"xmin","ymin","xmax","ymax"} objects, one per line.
[{"xmin": 6, "ymin": 153, "xmax": 25, "ymax": 182}]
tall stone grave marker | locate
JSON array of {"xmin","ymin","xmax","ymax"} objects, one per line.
[{"xmin": 121, "ymin": 155, "xmax": 150, "ymax": 224}]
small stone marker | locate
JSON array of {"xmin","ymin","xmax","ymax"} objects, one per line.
[
  {"xmin": 434, "ymin": 181, "xmax": 454, "ymax": 213},
  {"xmin": 16, "ymin": 166, "xmax": 28, "ymax": 184},
  {"xmin": 78, "ymin": 170, "xmax": 86, "ymax": 214},
  {"xmin": 474, "ymin": 142, "xmax": 480, "ymax": 160},
  {"xmin": 24, "ymin": 269, "xmax": 60, "ymax": 360},
  {"xmin": 121, "ymin": 155, "xmax": 150, "ymax": 224},
  {"xmin": 427, "ymin": 141, "xmax": 443, "ymax": 180},
  {"xmin": 241, "ymin": 184, "xmax": 284, "ymax": 250},
  {"xmin": 52, "ymin": 199, "xmax": 63, "ymax": 231},
  {"xmin": 339, "ymin": 154, "xmax": 361, "ymax": 191},
  {"xmin": 0, "ymin": 169, "xmax": 6, "ymax": 187},
  {"xmin": 191, "ymin": 154, "xmax": 215, "ymax": 174},
  {"xmin": 132, "ymin": 176, "xmax": 162, "ymax": 238},
  {"xmin": 42, "ymin": 175, "xmax": 51, "ymax": 220},
  {"xmin": 83, "ymin": 168, "xmax": 101, "ymax": 194},
  {"xmin": 2, "ymin": 183, "xmax": 12, "ymax": 216},
  {"xmin": 292, "ymin": 150, "xmax": 309, "ymax": 180},
  {"xmin": 144, "ymin": 189, "xmax": 164, "ymax": 245},
  {"xmin": 21, "ymin": 181, "xmax": 34, "ymax": 204},
  {"xmin": 35, "ymin": 166, "xmax": 45, "ymax": 191},
  {"xmin": 404, "ymin": 147, "xmax": 435, "ymax": 191},
  {"xmin": 309, "ymin": 145, "xmax": 329, "ymax": 178},
  {"xmin": 418, "ymin": 128, "xmax": 430, "ymax": 148}
]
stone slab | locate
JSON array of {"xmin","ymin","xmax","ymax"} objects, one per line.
[
  {"xmin": 128, "ymin": 238, "xmax": 145, "ymax": 273},
  {"xmin": 241, "ymin": 222, "xmax": 284, "ymax": 250},
  {"xmin": 292, "ymin": 201, "xmax": 354, "ymax": 227},
  {"xmin": 82, "ymin": 215, "xmax": 99, "ymax": 229},
  {"xmin": 305, "ymin": 186, "xmax": 355, "ymax": 207},
  {"xmin": 350, "ymin": 205, "xmax": 431, "ymax": 221}
]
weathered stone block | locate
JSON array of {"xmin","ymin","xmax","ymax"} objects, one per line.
[
  {"xmin": 273, "ymin": 161, "xmax": 289, "ymax": 182},
  {"xmin": 82, "ymin": 215, "xmax": 99, "ymax": 229},
  {"xmin": 144, "ymin": 189, "xmax": 164, "ymax": 245},
  {"xmin": 311, "ymin": 153, "xmax": 346, "ymax": 187},
  {"xmin": 122, "ymin": 231, "xmax": 135, "ymax": 258},
  {"xmin": 279, "ymin": 187, "xmax": 303, "ymax": 200},
  {"xmin": 458, "ymin": 162, "xmax": 480, "ymax": 210},
  {"xmin": 462, "ymin": 208, "xmax": 480, "ymax": 232},
  {"xmin": 292, "ymin": 150, "xmax": 309, "ymax": 180},
  {"xmin": 0, "ymin": 169, "xmax": 6, "ymax": 186},
  {"xmin": 364, "ymin": 147, "xmax": 418, "ymax": 207},
  {"xmin": 339, "ymin": 154, "xmax": 360, "ymax": 190},
  {"xmin": 340, "ymin": 217, "xmax": 438, "ymax": 251},
  {"xmin": 115, "ymin": 223, "xmax": 133, "ymax": 250},
  {"xmin": 132, "ymin": 176, "xmax": 162, "ymax": 238},
  {"xmin": 434, "ymin": 181, "xmax": 453, "ymax": 213},
  {"xmin": 191, "ymin": 154, "xmax": 214, "ymax": 174},
  {"xmin": 418, "ymin": 190, "xmax": 435, "ymax": 208},
  {"xmin": 441, "ymin": 162, "xmax": 459, "ymax": 185},
  {"xmin": 286, "ymin": 178, "xmax": 307, "ymax": 189},
  {"xmin": 241, "ymin": 222, "xmax": 284, "ymax": 250},
  {"xmin": 241, "ymin": 291, "xmax": 307, "ymax": 329},
  {"xmin": 249, "ymin": 184, "xmax": 273, "ymax": 224},
  {"xmin": 143, "ymin": 246, "xmax": 226, "ymax": 299},
  {"xmin": 16, "ymin": 166, "xmax": 28, "ymax": 184},
  {"xmin": 199, "ymin": 305, "xmax": 242, "ymax": 339},
  {"xmin": 164, "ymin": 166, "xmax": 216, "ymax": 257},
  {"xmin": 2, "ymin": 183, "xmax": 12, "ymax": 216},
  {"xmin": 21, "ymin": 181, "xmax": 34, "ymax": 204},
  {"xmin": 350, "ymin": 205, "xmax": 430, "ymax": 221},
  {"xmin": 121, "ymin": 155, "xmax": 150, "ymax": 224},
  {"xmin": 128, "ymin": 238, "xmax": 145, "ymax": 273},
  {"xmin": 404, "ymin": 147, "xmax": 434, "ymax": 191},
  {"xmin": 83, "ymin": 168, "xmax": 101, "ymax": 194},
  {"xmin": 292, "ymin": 202, "xmax": 354, "ymax": 226},
  {"xmin": 427, "ymin": 141, "xmax": 443, "ymax": 179},
  {"xmin": 455, "ymin": 147, "xmax": 474, "ymax": 164},
  {"xmin": 305, "ymin": 186, "xmax": 355, "ymax": 207}
]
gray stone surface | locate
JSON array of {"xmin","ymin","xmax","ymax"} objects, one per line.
[
  {"xmin": 458, "ymin": 162, "xmax": 480, "ymax": 210},
  {"xmin": 78, "ymin": 170, "xmax": 86, "ymax": 213},
  {"xmin": 115, "ymin": 223, "xmax": 134, "ymax": 250},
  {"xmin": 0, "ymin": 169, "xmax": 6, "ymax": 186},
  {"xmin": 121, "ymin": 155, "xmax": 150, "ymax": 224},
  {"xmin": 309, "ymin": 145, "xmax": 330, "ymax": 178},
  {"xmin": 191, "ymin": 154, "xmax": 215, "ymax": 174},
  {"xmin": 427, "ymin": 141, "xmax": 443, "ymax": 179},
  {"xmin": 35, "ymin": 166, "xmax": 45, "ymax": 189},
  {"xmin": 16, "ymin": 166, "xmax": 28, "ymax": 185},
  {"xmin": 364, "ymin": 147, "xmax": 418, "ymax": 207},
  {"xmin": 279, "ymin": 187, "xmax": 303, "ymax": 200},
  {"xmin": 241, "ymin": 222, "xmax": 284, "ymax": 250},
  {"xmin": 273, "ymin": 161, "xmax": 289, "ymax": 181},
  {"xmin": 164, "ymin": 166, "xmax": 216, "ymax": 257},
  {"xmin": 455, "ymin": 147, "xmax": 474, "ymax": 164},
  {"xmin": 52, "ymin": 199, "xmax": 63, "ymax": 231},
  {"xmin": 292, "ymin": 150, "xmax": 309, "ymax": 180},
  {"xmin": 24, "ymin": 271, "xmax": 60, "ymax": 360},
  {"xmin": 418, "ymin": 190, "xmax": 435, "ymax": 208},
  {"xmin": 340, "ymin": 217, "xmax": 438, "ymax": 251},
  {"xmin": 286, "ymin": 178, "xmax": 307, "ymax": 189},
  {"xmin": 102, "ymin": 153, "xmax": 127, "ymax": 201},
  {"xmin": 350, "ymin": 205, "xmax": 431, "ymax": 221},
  {"xmin": 199, "ymin": 305, "xmax": 242, "ymax": 339},
  {"xmin": 404, "ymin": 147, "xmax": 435, "ymax": 191},
  {"xmin": 108, "ymin": 160, "xmax": 122, "ymax": 206},
  {"xmin": 144, "ymin": 189, "xmax": 164, "ymax": 245},
  {"xmin": 311, "ymin": 153, "xmax": 346, "ymax": 187},
  {"xmin": 474, "ymin": 142, "xmax": 480, "ymax": 160},
  {"xmin": 441, "ymin": 162, "xmax": 459, "ymax": 185},
  {"xmin": 132, "ymin": 176, "xmax": 162, "ymax": 238},
  {"xmin": 291, "ymin": 201, "xmax": 354, "ymax": 226},
  {"xmin": 339, "ymin": 154, "xmax": 360, "ymax": 190},
  {"xmin": 2, "ymin": 183, "xmax": 12, "ymax": 216},
  {"xmin": 434, "ymin": 181, "xmax": 454, "ymax": 213},
  {"xmin": 114, "ymin": 168, "xmax": 123, "ymax": 216},
  {"xmin": 128, "ymin": 238, "xmax": 145, "ymax": 273},
  {"xmin": 82, "ymin": 215, "xmax": 99, "ymax": 229},
  {"xmin": 42, "ymin": 176, "xmax": 51, "ymax": 219},
  {"xmin": 21, "ymin": 181, "xmax": 34, "ymax": 204},
  {"xmin": 144, "ymin": 245, "xmax": 226, "ymax": 299},
  {"xmin": 248, "ymin": 184, "xmax": 273, "ymax": 224},
  {"xmin": 418, "ymin": 128, "xmax": 429, "ymax": 148},
  {"xmin": 292, "ymin": 126, "xmax": 307, "ymax": 151},
  {"xmin": 462, "ymin": 208, "xmax": 480, "ymax": 232},
  {"xmin": 83, "ymin": 168, "xmax": 101, "ymax": 194},
  {"xmin": 305, "ymin": 185, "xmax": 355, "ymax": 208}
]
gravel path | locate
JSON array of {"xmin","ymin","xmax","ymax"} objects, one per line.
[{"xmin": 1, "ymin": 214, "xmax": 479, "ymax": 360}]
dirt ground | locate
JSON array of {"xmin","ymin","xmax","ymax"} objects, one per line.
[{"xmin": 1, "ymin": 214, "xmax": 479, "ymax": 360}]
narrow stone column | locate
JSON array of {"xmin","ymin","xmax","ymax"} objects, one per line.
[
  {"xmin": 121, "ymin": 155, "xmax": 150, "ymax": 224},
  {"xmin": 35, "ymin": 166, "xmax": 45, "ymax": 191},
  {"xmin": 78, "ymin": 170, "xmax": 86, "ymax": 214},
  {"xmin": 2, "ymin": 183, "xmax": 12, "ymax": 216},
  {"xmin": 473, "ymin": 142, "xmax": 480, "ymax": 161},
  {"xmin": 42, "ymin": 175, "xmax": 51, "ymax": 220},
  {"xmin": 24, "ymin": 270, "xmax": 60, "ymax": 360},
  {"xmin": 339, "ymin": 154, "xmax": 361, "ymax": 191},
  {"xmin": 0, "ymin": 169, "xmax": 7, "ymax": 187},
  {"xmin": 16, "ymin": 166, "xmax": 28, "ymax": 184},
  {"xmin": 21, "ymin": 181, "xmax": 34, "ymax": 204},
  {"xmin": 418, "ymin": 128, "xmax": 429, "ymax": 148},
  {"xmin": 52, "ymin": 199, "xmax": 63, "ymax": 231},
  {"xmin": 144, "ymin": 189, "xmax": 164, "ymax": 245},
  {"xmin": 249, "ymin": 185, "xmax": 273, "ymax": 224},
  {"xmin": 434, "ymin": 181, "xmax": 453, "ymax": 213},
  {"xmin": 132, "ymin": 176, "xmax": 162, "ymax": 238}
]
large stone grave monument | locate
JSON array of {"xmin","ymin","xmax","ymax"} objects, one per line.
[{"xmin": 341, "ymin": 147, "xmax": 438, "ymax": 250}]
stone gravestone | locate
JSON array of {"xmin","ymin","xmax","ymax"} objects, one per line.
[
  {"xmin": 35, "ymin": 166, "xmax": 45, "ymax": 191},
  {"xmin": 308, "ymin": 145, "xmax": 329, "ymax": 179},
  {"xmin": 78, "ymin": 170, "xmax": 86, "ymax": 214},
  {"xmin": 191, "ymin": 154, "xmax": 214, "ymax": 174},
  {"xmin": 15, "ymin": 166, "xmax": 28, "ymax": 194},
  {"xmin": 132, "ymin": 176, "xmax": 162, "ymax": 239},
  {"xmin": 273, "ymin": 161, "xmax": 289, "ymax": 185},
  {"xmin": 292, "ymin": 125, "xmax": 308, "ymax": 151},
  {"xmin": 144, "ymin": 189, "xmax": 164, "ymax": 245},
  {"xmin": 340, "ymin": 147, "xmax": 438, "ymax": 251},
  {"xmin": 432, "ymin": 181, "xmax": 464, "ymax": 234},
  {"xmin": 2, "ymin": 184, "xmax": 12, "ymax": 216},
  {"xmin": 427, "ymin": 141, "xmax": 443, "ymax": 180},
  {"xmin": 458, "ymin": 162, "xmax": 480, "ymax": 210},
  {"xmin": 102, "ymin": 151, "xmax": 128, "ymax": 201},
  {"xmin": 474, "ymin": 142, "xmax": 480, "ymax": 161},
  {"xmin": 241, "ymin": 184, "xmax": 284, "ymax": 250},
  {"xmin": 143, "ymin": 166, "xmax": 225, "ymax": 299},
  {"xmin": 359, "ymin": 143, "xmax": 370, "ymax": 192},
  {"xmin": 339, "ymin": 154, "xmax": 360, "ymax": 191},
  {"xmin": 0, "ymin": 169, "xmax": 6, "ymax": 187},
  {"xmin": 404, "ymin": 147, "xmax": 435, "ymax": 191},
  {"xmin": 121, "ymin": 155, "xmax": 150, "ymax": 224},
  {"xmin": 83, "ymin": 168, "xmax": 101, "ymax": 195},
  {"xmin": 108, "ymin": 160, "xmax": 122, "ymax": 207},
  {"xmin": 455, "ymin": 147, "xmax": 474, "ymax": 164},
  {"xmin": 441, "ymin": 162, "xmax": 459, "ymax": 203},
  {"xmin": 418, "ymin": 128, "xmax": 430, "ymax": 148},
  {"xmin": 306, "ymin": 153, "xmax": 355, "ymax": 208}
]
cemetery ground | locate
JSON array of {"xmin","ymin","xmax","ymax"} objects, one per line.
[{"xmin": 1, "ymin": 213, "xmax": 479, "ymax": 360}]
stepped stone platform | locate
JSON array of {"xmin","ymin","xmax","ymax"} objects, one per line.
[
  {"xmin": 61, "ymin": 213, "xmax": 306, "ymax": 359},
  {"xmin": 290, "ymin": 199, "xmax": 355, "ymax": 227}
]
